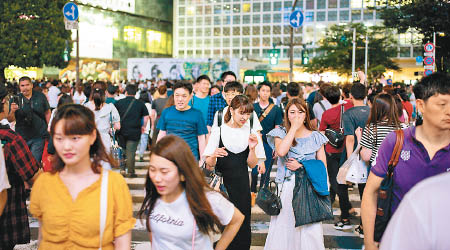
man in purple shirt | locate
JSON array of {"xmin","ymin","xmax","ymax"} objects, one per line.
[{"xmin": 361, "ymin": 72, "xmax": 450, "ymax": 250}]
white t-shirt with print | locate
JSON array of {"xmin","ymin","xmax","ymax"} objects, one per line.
[{"xmin": 150, "ymin": 191, "xmax": 234, "ymax": 250}]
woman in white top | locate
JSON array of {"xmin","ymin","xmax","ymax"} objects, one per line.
[
  {"xmin": 138, "ymin": 135, "xmax": 244, "ymax": 250},
  {"xmin": 85, "ymin": 88, "xmax": 120, "ymax": 155},
  {"xmin": 204, "ymin": 95, "xmax": 266, "ymax": 249},
  {"xmin": 72, "ymin": 82, "xmax": 87, "ymax": 105}
]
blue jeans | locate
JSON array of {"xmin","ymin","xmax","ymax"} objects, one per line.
[
  {"xmin": 138, "ymin": 133, "xmax": 149, "ymax": 157},
  {"xmin": 251, "ymin": 141, "xmax": 273, "ymax": 192},
  {"xmin": 27, "ymin": 138, "xmax": 45, "ymax": 163}
]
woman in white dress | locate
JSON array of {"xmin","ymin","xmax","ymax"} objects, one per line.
[
  {"xmin": 264, "ymin": 98, "xmax": 328, "ymax": 250},
  {"xmin": 85, "ymin": 88, "xmax": 120, "ymax": 156}
]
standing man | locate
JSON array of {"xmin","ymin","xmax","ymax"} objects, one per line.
[
  {"xmin": 10, "ymin": 76, "xmax": 51, "ymax": 163},
  {"xmin": 0, "ymin": 84, "xmax": 40, "ymax": 250},
  {"xmin": 114, "ymin": 84, "xmax": 149, "ymax": 178},
  {"xmin": 251, "ymin": 82, "xmax": 283, "ymax": 198},
  {"xmin": 47, "ymin": 80, "xmax": 60, "ymax": 110},
  {"xmin": 189, "ymin": 75, "xmax": 211, "ymax": 125},
  {"xmin": 206, "ymin": 71, "xmax": 237, "ymax": 131},
  {"xmin": 157, "ymin": 82, "xmax": 208, "ymax": 161}
]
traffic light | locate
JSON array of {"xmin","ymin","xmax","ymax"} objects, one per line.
[
  {"xmin": 301, "ymin": 49, "xmax": 309, "ymax": 65},
  {"xmin": 269, "ymin": 49, "xmax": 280, "ymax": 65},
  {"xmin": 63, "ymin": 40, "xmax": 70, "ymax": 62}
]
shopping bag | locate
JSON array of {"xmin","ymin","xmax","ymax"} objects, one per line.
[
  {"xmin": 293, "ymin": 168, "xmax": 333, "ymax": 227},
  {"xmin": 337, "ymin": 144, "xmax": 368, "ymax": 184},
  {"xmin": 111, "ymin": 141, "xmax": 125, "ymax": 170}
]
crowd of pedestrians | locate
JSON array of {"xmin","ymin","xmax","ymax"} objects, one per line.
[{"xmin": 0, "ymin": 71, "xmax": 449, "ymax": 250}]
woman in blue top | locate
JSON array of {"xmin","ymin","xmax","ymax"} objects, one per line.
[{"xmin": 264, "ymin": 98, "xmax": 328, "ymax": 250}]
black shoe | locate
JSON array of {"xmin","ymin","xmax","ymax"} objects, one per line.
[
  {"xmin": 334, "ymin": 219, "xmax": 352, "ymax": 230},
  {"xmin": 138, "ymin": 156, "xmax": 144, "ymax": 162},
  {"xmin": 355, "ymin": 225, "xmax": 364, "ymax": 238},
  {"xmin": 127, "ymin": 173, "xmax": 138, "ymax": 178}
]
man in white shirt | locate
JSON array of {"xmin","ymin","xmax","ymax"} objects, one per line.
[
  {"xmin": 380, "ymin": 172, "xmax": 450, "ymax": 250},
  {"xmin": 47, "ymin": 80, "xmax": 60, "ymax": 109}
]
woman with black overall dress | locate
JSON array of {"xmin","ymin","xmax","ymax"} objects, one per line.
[{"xmin": 204, "ymin": 95, "xmax": 266, "ymax": 249}]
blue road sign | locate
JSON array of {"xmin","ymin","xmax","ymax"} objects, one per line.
[
  {"xmin": 424, "ymin": 69, "xmax": 433, "ymax": 76},
  {"xmin": 289, "ymin": 10, "xmax": 304, "ymax": 28},
  {"xmin": 387, "ymin": 79, "xmax": 393, "ymax": 85},
  {"xmin": 63, "ymin": 2, "xmax": 79, "ymax": 21},
  {"xmin": 415, "ymin": 56, "xmax": 423, "ymax": 63},
  {"xmin": 424, "ymin": 56, "xmax": 434, "ymax": 66}
]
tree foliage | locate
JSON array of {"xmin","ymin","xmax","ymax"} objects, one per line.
[
  {"xmin": 0, "ymin": 0, "xmax": 72, "ymax": 82},
  {"xmin": 377, "ymin": 0, "xmax": 450, "ymax": 72},
  {"xmin": 305, "ymin": 23, "xmax": 399, "ymax": 80}
]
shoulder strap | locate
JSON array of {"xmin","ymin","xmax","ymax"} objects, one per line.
[
  {"xmin": 339, "ymin": 104, "xmax": 344, "ymax": 131},
  {"xmin": 258, "ymin": 104, "xmax": 275, "ymax": 122},
  {"xmin": 99, "ymin": 169, "xmax": 109, "ymax": 250},
  {"xmin": 122, "ymin": 99, "xmax": 136, "ymax": 120},
  {"xmin": 250, "ymin": 112, "xmax": 254, "ymax": 130},
  {"xmin": 217, "ymin": 109, "xmax": 223, "ymax": 127},
  {"xmin": 387, "ymin": 130, "xmax": 404, "ymax": 177},
  {"xmin": 191, "ymin": 219, "xmax": 196, "ymax": 250},
  {"xmin": 318, "ymin": 101, "xmax": 326, "ymax": 112}
]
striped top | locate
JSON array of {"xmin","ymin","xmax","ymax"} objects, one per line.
[{"xmin": 360, "ymin": 122, "xmax": 408, "ymax": 164}]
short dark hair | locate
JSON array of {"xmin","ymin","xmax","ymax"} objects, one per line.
[
  {"xmin": 220, "ymin": 71, "xmax": 236, "ymax": 81},
  {"xmin": 350, "ymin": 83, "xmax": 367, "ymax": 100},
  {"xmin": 19, "ymin": 76, "xmax": 32, "ymax": 83},
  {"xmin": 173, "ymin": 81, "xmax": 193, "ymax": 94},
  {"xmin": 223, "ymin": 81, "xmax": 243, "ymax": 93},
  {"xmin": 257, "ymin": 81, "xmax": 272, "ymax": 91},
  {"xmin": 323, "ymin": 86, "xmax": 341, "ymax": 104},
  {"xmin": 342, "ymin": 83, "xmax": 352, "ymax": 99},
  {"xmin": 196, "ymin": 75, "xmax": 211, "ymax": 83},
  {"xmin": 125, "ymin": 84, "xmax": 138, "ymax": 95},
  {"xmin": 286, "ymin": 82, "xmax": 300, "ymax": 97},
  {"xmin": 413, "ymin": 72, "xmax": 450, "ymax": 101}
]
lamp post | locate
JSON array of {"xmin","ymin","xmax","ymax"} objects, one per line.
[
  {"xmin": 365, "ymin": 33, "xmax": 368, "ymax": 79},
  {"xmin": 352, "ymin": 28, "xmax": 356, "ymax": 78}
]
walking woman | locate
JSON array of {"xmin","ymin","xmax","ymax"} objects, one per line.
[
  {"xmin": 138, "ymin": 135, "xmax": 244, "ymax": 249},
  {"xmin": 30, "ymin": 104, "xmax": 135, "ymax": 249},
  {"xmin": 264, "ymin": 98, "xmax": 328, "ymax": 250},
  {"xmin": 204, "ymin": 95, "xmax": 266, "ymax": 250}
]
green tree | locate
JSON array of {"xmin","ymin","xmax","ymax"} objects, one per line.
[
  {"xmin": 305, "ymin": 23, "xmax": 399, "ymax": 81},
  {"xmin": 0, "ymin": 0, "xmax": 72, "ymax": 82},
  {"xmin": 377, "ymin": 0, "xmax": 450, "ymax": 73}
]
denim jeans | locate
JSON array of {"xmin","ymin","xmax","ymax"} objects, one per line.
[
  {"xmin": 26, "ymin": 138, "xmax": 45, "ymax": 163},
  {"xmin": 138, "ymin": 133, "xmax": 149, "ymax": 157},
  {"xmin": 125, "ymin": 140, "xmax": 139, "ymax": 174}
]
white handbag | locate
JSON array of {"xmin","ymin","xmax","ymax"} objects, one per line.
[
  {"xmin": 337, "ymin": 144, "xmax": 369, "ymax": 184},
  {"xmin": 99, "ymin": 169, "xmax": 109, "ymax": 250}
]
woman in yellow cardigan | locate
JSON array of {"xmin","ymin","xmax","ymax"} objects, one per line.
[{"xmin": 30, "ymin": 104, "xmax": 135, "ymax": 250}]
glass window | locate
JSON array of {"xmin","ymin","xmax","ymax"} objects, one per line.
[
  {"xmin": 195, "ymin": 50, "xmax": 202, "ymax": 57},
  {"xmin": 274, "ymin": 2, "xmax": 282, "ymax": 11},
  {"xmin": 179, "ymin": 7, "xmax": 185, "ymax": 15},
  {"xmin": 196, "ymin": 39, "xmax": 202, "ymax": 47},
  {"xmin": 204, "ymin": 39, "xmax": 211, "ymax": 47},
  {"xmin": 263, "ymin": 26, "xmax": 271, "ymax": 35},
  {"xmin": 196, "ymin": 17, "xmax": 203, "ymax": 25},
  {"xmin": 233, "ymin": 38, "xmax": 240, "ymax": 46},
  {"xmin": 283, "ymin": 36, "xmax": 290, "ymax": 44},
  {"xmin": 252, "ymin": 37, "xmax": 260, "ymax": 46},
  {"xmin": 242, "ymin": 37, "xmax": 250, "ymax": 46},
  {"xmin": 214, "ymin": 16, "xmax": 221, "ymax": 25},
  {"xmin": 340, "ymin": 10, "xmax": 349, "ymax": 20},
  {"xmin": 363, "ymin": 10, "xmax": 374, "ymax": 20},
  {"xmin": 243, "ymin": 3, "xmax": 251, "ymax": 12},
  {"xmin": 187, "ymin": 28, "xmax": 193, "ymax": 37},
  {"xmin": 253, "ymin": 14, "xmax": 261, "ymax": 24},
  {"xmin": 273, "ymin": 25, "xmax": 282, "ymax": 34},
  {"xmin": 214, "ymin": 38, "xmax": 221, "ymax": 47},
  {"xmin": 186, "ymin": 6, "xmax": 194, "ymax": 15},
  {"xmin": 306, "ymin": 0, "xmax": 314, "ymax": 9},
  {"xmin": 262, "ymin": 37, "xmax": 271, "ymax": 46},
  {"xmin": 351, "ymin": 0, "xmax": 362, "ymax": 8},
  {"xmin": 273, "ymin": 13, "xmax": 282, "ymax": 23},
  {"xmin": 205, "ymin": 6, "xmax": 211, "ymax": 14},
  {"xmin": 223, "ymin": 16, "xmax": 231, "ymax": 25},
  {"xmin": 204, "ymin": 28, "xmax": 212, "ymax": 36},
  {"xmin": 243, "ymin": 15, "xmax": 251, "ymax": 24},
  {"xmin": 204, "ymin": 50, "xmax": 211, "ymax": 56},
  {"xmin": 305, "ymin": 11, "xmax": 314, "ymax": 22},
  {"xmin": 187, "ymin": 17, "xmax": 194, "ymax": 26},
  {"xmin": 223, "ymin": 38, "xmax": 230, "ymax": 47},
  {"xmin": 205, "ymin": 17, "xmax": 212, "ymax": 25},
  {"xmin": 352, "ymin": 10, "xmax": 361, "ymax": 20},
  {"xmin": 317, "ymin": 11, "xmax": 326, "ymax": 21},
  {"xmin": 283, "ymin": 26, "xmax": 290, "ymax": 34},
  {"xmin": 233, "ymin": 49, "xmax": 240, "ymax": 56},
  {"xmin": 179, "ymin": 17, "xmax": 185, "ymax": 26},
  {"xmin": 328, "ymin": 11, "xmax": 337, "ymax": 21},
  {"xmin": 284, "ymin": 1, "xmax": 292, "ymax": 8},
  {"xmin": 263, "ymin": 2, "xmax": 271, "ymax": 11},
  {"xmin": 196, "ymin": 28, "xmax": 202, "ymax": 36},
  {"xmin": 196, "ymin": 6, "xmax": 203, "ymax": 15},
  {"xmin": 364, "ymin": 0, "xmax": 375, "ymax": 7},
  {"xmin": 214, "ymin": 5, "xmax": 222, "ymax": 14},
  {"xmin": 214, "ymin": 49, "xmax": 220, "ymax": 56},
  {"xmin": 263, "ymin": 14, "xmax": 271, "ymax": 23},
  {"xmin": 400, "ymin": 47, "xmax": 410, "ymax": 57},
  {"xmin": 242, "ymin": 49, "xmax": 250, "ymax": 57},
  {"xmin": 253, "ymin": 26, "xmax": 260, "ymax": 35},
  {"xmin": 187, "ymin": 39, "xmax": 193, "ymax": 46},
  {"xmin": 376, "ymin": 10, "xmax": 381, "ymax": 19},
  {"xmin": 340, "ymin": 0, "xmax": 349, "ymax": 8},
  {"xmin": 179, "ymin": 40, "xmax": 185, "ymax": 47},
  {"xmin": 223, "ymin": 49, "xmax": 230, "ymax": 56},
  {"xmin": 252, "ymin": 48, "xmax": 260, "ymax": 56},
  {"xmin": 233, "ymin": 15, "xmax": 241, "ymax": 24},
  {"xmin": 317, "ymin": 0, "xmax": 326, "ymax": 9},
  {"xmin": 233, "ymin": 27, "xmax": 240, "ymax": 35},
  {"xmin": 273, "ymin": 37, "xmax": 281, "ymax": 45},
  {"xmin": 223, "ymin": 27, "xmax": 230, "ymax": 36},
  {"xmin": 233, "ymin": 4, "xmax": 240, "ymax": 13},
  {"xmin": 224, "ymin": 4, "xmax": 231, "ymax": 14},
  {"xmin": 242, "ymin": 26, "xmax": 250, "ymax": 35},
  {"xmin": 413, "ymin": 47, "xmax": 423, "ymax": 57},
  {"xmin": 329, "ymin": 0, "xmax": 338, "ymax": 8},
  {"xmin": 253, "ymin": 2, "xmax": 261, "ymax": 12},
  {"xmin": 179, "ymin": 50, "xmax": 185, "ymax": 57},
  {"xmin": 214, "ymin": 27, "xmax": 221, "ymax": 36}
]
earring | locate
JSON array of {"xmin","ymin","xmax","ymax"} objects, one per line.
[{"xmin": 180, "ymin": 175, "xmax": 185, "ymax": 182}]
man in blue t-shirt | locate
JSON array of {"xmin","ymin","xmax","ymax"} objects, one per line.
[
  {"xmin": 189, "ymin": 75, "xmax": 211, "ymax": 125},
  {"xmin": 157, "ymin": 81, "xmax": 208, "ymax": 160}
]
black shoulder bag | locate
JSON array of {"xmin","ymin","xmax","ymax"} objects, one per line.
[{"xmin": 324, "ymin": 104, "xmax": 345, "ymax": 148}]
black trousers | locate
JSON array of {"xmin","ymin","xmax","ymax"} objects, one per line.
[{"xmin": 326, "ymin": 152, "xmax": 353, "ymax": 220}]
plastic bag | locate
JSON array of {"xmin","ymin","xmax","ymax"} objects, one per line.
[{"xmin": 337, "ymin": 144, "xmax": 369, "ymax": 184}]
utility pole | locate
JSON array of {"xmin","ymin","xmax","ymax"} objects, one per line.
[
  {"xmin": 76, "ymin": 29, "xmax": 80, "ymax": 84},
  {"xmin": 364, "ymin": 33, "xmax": 368, "ymax": 81},
  {"xmin": 289, "ymin": 0, "xmax": 299, "ymax": 82},
  {"xmin": 433, "ymin": 31, "xmax": 436, "ymax": 72},
  {"xmin": 352, "ymin": 28, "xmax": 356, "ymax": 78}
]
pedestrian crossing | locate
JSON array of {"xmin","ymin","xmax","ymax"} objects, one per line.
[{"xmin": 26, "ymin": 151, "xmax": 364, "ymax": 250}]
